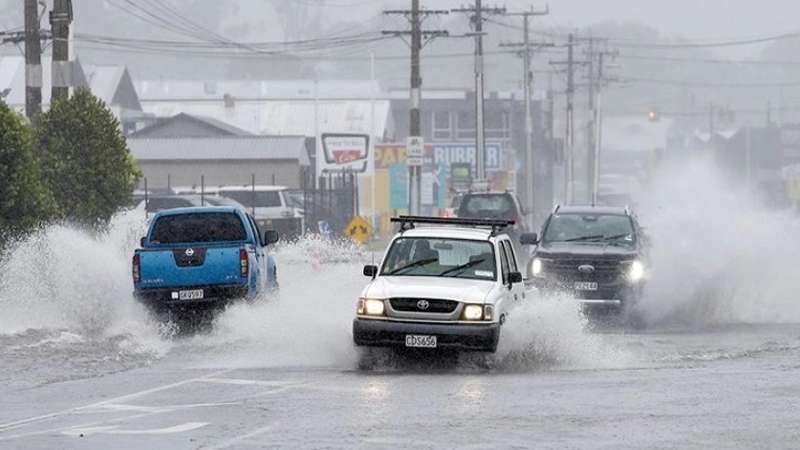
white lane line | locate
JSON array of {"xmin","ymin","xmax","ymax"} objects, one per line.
[
  {"xmin": 207, "ymin": 424, "xmax": 275, "ymax": 450},
  {"xmin": 200, "ymin": 378, "xmax": 295, "ymax": 387},
  {"xmin": 0, "ymin": 369, "xmax": 232, "ymax": 433},
  {"xmin": 62, "ymin": 422, "xmax": 209, "ymax": 437}
]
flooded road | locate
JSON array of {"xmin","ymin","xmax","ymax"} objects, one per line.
[{"xmin": 1, "ymin": 175, "xmax": 800, "ymax": 449}]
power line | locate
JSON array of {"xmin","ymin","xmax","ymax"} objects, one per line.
[{"xmin": 618, "ymin": 76, "xmax": 800, "ymax": 89}]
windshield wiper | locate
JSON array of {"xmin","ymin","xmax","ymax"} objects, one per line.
[
  {"xmin": 564, "ymin": 234, "xmax": 604, "ymax": 242},
  {"xmin": 438, "ymin": 258, "xmax": 486, "ymax": 277},
  {"xmin": 601, "ymin": 233, "xmax": 630, "ymax": 241},
  {"xmin": 385, "ymin": 257, "xmax": 438, "ymax": 275}
]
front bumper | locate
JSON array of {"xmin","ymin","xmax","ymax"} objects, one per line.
[
  {"xmin": 353, "ymin": 318, "xmax": 500, "ymax": 352},
  {"xmin": 531, "ymin": 278, "xmax": 642, "ymax": 307},
  {"xmin": 134, "ymin": 284, "xmax": 249, "ymax": 310}
]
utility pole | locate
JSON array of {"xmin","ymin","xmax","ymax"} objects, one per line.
[
  {"xmin": 550, "ymin": 33, "xmax": 592, "ymax": 205},
  {"xmin": 24, "ymin": 0, "xmax": 42, "ymax": 119},
  {"xmin": 500, "ymin": 5, "xmax": 551, "ymax": 220},
  {"xmin": 453, "ymin": 1, "xmax": 505, "ymax": 188},
  {"xmin": 586, "ymin": 37, "xmax": 595, "ymax": 204},
  {"xmin": 50, "ymin": 0, "xmax": 73, "ymax": 102},
  {"xmin": 564, "ymin": 33, "xmax": 576, "ymax": 204},
  {"xmin": 384, "ymin": 2, "xmax": 448, "ymax": 215},
  {"xmin": 591, "ymin": 48, "xmax": 617, "ymax": 205}
]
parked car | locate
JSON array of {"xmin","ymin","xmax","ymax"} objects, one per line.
[
  {"xmin": 217, "ymin": 186, "xmax": 304, "ymax": 239},
  {"xmin": 133, "ymin": 206, "xmax": 279, "ymax": 316},
  {"xmin": 353, "ymin": 216, "xmax": 527, "ymax": 355},
  {"xmin": 135, "ymin": 194, "xmax": 242, "ymax": 214},
  {"xmin": 525, "ymin": 205, "xmax": 649, "ymax": 318}
]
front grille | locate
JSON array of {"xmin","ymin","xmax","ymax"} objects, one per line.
[
  {"xmin": 390, "ymin": 298, "xmax": 459, "ymax": 313},
  {"xmin": 544, "ymin": 258, "xmax": 626, "ymax": 283}
]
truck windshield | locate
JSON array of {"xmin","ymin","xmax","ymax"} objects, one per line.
[
  {"xmin": 543, "ymin": 214, "xmax": 635, "ymax": 246},
  {"xmin": 381, "ymin": 237, "xmax": 496, "ymax": 280},
  {"xmin": 151, "ymin": 213, "xmax": 247, "ymax": 244},
  {"xmin": 219, "ymin": 191, "xmax": 282, "ymax": 208}
]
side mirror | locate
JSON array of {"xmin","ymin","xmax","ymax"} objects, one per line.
[
  {"xmin": 520, "ymin": 233, "xmax": 539, "ymax": 245},
  {"xmin": 363, "ymin": 265, "xmax": 378, "ymax": 278},
  {"xmin": 508, "ymin": 271, "xmax": 523, "ymax": 284},
  {"xmin": 140, "ymin": 237, "xmax": 146, "ymax": 247},
  {"xmin": 263, "ymin": 230, "xmax": 279, "ymax": 246}
]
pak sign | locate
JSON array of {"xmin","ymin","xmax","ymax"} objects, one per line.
[
  {"xmin": 321, "ymin": 133, "xmax": 370, "ymax": 173},
  {"xmin": 406, "ymin": 136, "xmax": 424, "ymax": 167}
]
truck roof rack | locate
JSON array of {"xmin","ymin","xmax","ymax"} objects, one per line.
[{"xmin": 391, "ymin": 216, "xmax": 515, "ymax": 236}]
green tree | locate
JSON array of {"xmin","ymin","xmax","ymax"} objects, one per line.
[
  {"xmin": 0, "ymin": 101, "xmax": 53, "ymax": 241},
  {"xmin": 36, "ymin": 88, "xmax": 141, "ymax": 228}
]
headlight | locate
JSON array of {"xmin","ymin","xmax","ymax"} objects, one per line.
[
  {"xmin": 532, "ymin": 258, "xmax": 544, "ymax": 277},
  {"xmin": 358, "ymin": 298, "xmax": 385, "ymax": 316},
  {"xmin": 628, "ymin": 260, "xmax": 645, "ymax": 282},
  {"xmin": 462, "ymin": 304, "xmax": 485, "ymax": 321}
]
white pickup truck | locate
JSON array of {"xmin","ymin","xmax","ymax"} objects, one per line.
[{"xmin": 353, "ymin": 216, "xmax": 532, "ymax": 353}]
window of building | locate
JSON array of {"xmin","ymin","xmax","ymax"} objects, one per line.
[
  {"xmin": 486, "ymin": 111, "xmax": 510, "ymax": 140},
  {"xmin": 456, "ymin": 111, "xmax": 476, "ymax": 140},
  {"xmin": 432, "ymin": 111, "xmax": 452, "ymax": 140}
]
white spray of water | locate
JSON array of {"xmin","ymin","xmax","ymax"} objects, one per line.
[
  {"xmin": 635, "ymin": 158, "xmax": 800, "ymax": 326},
  {"xmin": 184, "ymin": 236, "xmax": 368, "ymax": 369},
  {"xmin": 495, "ymin": 293, "xmax": 635, "ymax": 370},
  {"xmin": 0, "ymin": 207, "xmax": 170, "ymax": 355}
]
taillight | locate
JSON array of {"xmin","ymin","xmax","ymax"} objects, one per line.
[
  {"xmin": 132, "ymin": 254, "xmax": 140, "ymax": 283},
  {"xmin": 240, "ymin": 248, "xmax": 249, "ymax": 278}
]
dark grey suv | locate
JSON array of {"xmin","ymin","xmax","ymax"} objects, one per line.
[{"xmin": 523, "ymin": 205, "xmax": 649, "ymax": 316}]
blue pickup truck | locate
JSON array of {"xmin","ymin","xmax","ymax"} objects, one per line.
[{"xmin": 133, "ymin": 206, "xmax": 279, "ymax": 314}]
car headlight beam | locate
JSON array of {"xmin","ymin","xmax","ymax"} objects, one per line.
[
  {"xmin": 628, "ymin": 260, "xmax": 645, "ymax": 282},
  {"xmin": 359, "ymin": 298, "xmax": 385, "ymax": 316},
  {"xmin": 532, "ymin": 258, "xmax": 544, "ymax": 277},
  {"xmin": 462, "ymin": 304, "xmax": 485, "ymax": 321}
]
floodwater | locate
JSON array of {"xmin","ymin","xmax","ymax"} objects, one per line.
[{"xmin": 1, "ymin": 161, "xmax": 799, "ymax": 449}]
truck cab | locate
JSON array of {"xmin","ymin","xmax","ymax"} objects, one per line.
[
  {"xmin": 353, "ymin": 216, "xmax": 526, "ymax": 353},
  {"xmin": 133, "ymin": 206, "xmax": 279, "ymax": 314}
]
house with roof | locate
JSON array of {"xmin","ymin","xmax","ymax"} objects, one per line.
[
  {"xmin": 84, "ymin": 64, "xmax": 149, "ymax": 134},
  {"xmin": 0, "ymin": 56, "xmax": 146, "ymax": 133},
  {"xmin": 0, "ymin": 55, "xmax": 88, "ymax": 112}
]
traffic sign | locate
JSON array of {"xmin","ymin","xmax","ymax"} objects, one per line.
[
  {"xmin": 344, "ymin": 216, "xmax": 373, "ymax": 244},
  {"xmin": 406, "ymin": 136, "xmax": 424, "ymax": 167}
]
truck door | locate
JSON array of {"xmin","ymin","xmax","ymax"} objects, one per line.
[
  {"xmin": 247, "ymin": 214, "xmax": 265, "ymax": 290},
  {"xmin": 500, "ymin": 239, "xmax": 525, "ymax": 303}
]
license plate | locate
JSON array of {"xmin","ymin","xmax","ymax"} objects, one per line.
[
  {"xmin": 178, "ymin": 289, "xmax": 204, "ymax": 300},
  {"xmin": 405, "ymin": 334, "xmax": 437, "ymax": 348},
  {"xmin": 574, "ymin": 282, "xmax": 598, "ymax": 291}
]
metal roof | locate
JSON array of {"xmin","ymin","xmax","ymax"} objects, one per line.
[
  {"xmin": 128, "ymin": 136, "xmax": 309, "ymax": 165},
  {"xmin": 130, "ymin": 113, "xmax": 254, "ymax": 138},
  {"xmin": 135, "ymin": 79, "xmax": 382, "ymax": 101},
  {"xmin": 84, "ymin": 65, "xmax": 125, "ymax": 104}
]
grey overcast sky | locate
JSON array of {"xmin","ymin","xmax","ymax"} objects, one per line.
[{"xmin": 375, "ymin": 0, "xmax": 800, "ymax": 38}]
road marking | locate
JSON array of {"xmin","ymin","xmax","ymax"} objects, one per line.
[
  {"xmin": 208, "ymin": 424, "xmax": 275, "ymax": 450},
  {"xmin": 0, "ymin": 369, "xmax": 232, "ymax": 433},
  {"xmin": 200, "ymin": 378, "xmax": 294, "ymax": 387},
  {"xmin": 62, "ymin": 422, "xmax": 209, "ymax": 437}
]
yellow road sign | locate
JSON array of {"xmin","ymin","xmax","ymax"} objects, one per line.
[{"xmin": 344, "ymin": 216, "xmax": 373, "ymax": 244}]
